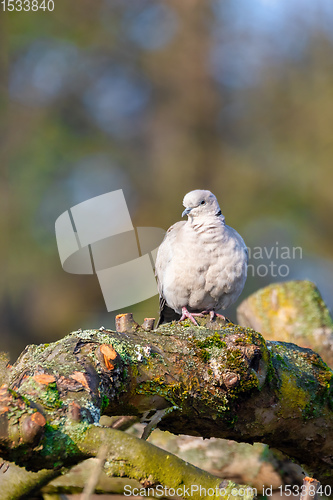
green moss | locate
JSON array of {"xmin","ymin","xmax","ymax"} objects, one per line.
[
  {"xmin": 196, "ymin": 332, "xmax": 227, "ymax": 350},
  {"xmin": 225, "ymin": 349, "xmax": 243, "ymax": 369},
  {"xmin": 199, "ymin": 350, "xmax": 210, "ymax": 362},
  {"xmin": 193, "ymin": 332, "xmax": 227, "ymax": 362},
  {"xmin": 43, "ymin": 382, "xmax": 62, "ymax": 409},
  {"xmin": 100, "ymin": 395, "xmax": 110, "ymax": 413},
  {"xmin": 129, "ymin": 364, "xmax": 138, "ymax": 378},
  {"xmin": 269, "ymin": 339, "xmax": 333, "ymax": 420},
  {"xmin": 279, "ymin": 372, "xmax": 309, "ymax": 414},
  {"xmin": 137, "ymin": 378, "xmax": 171, "ymax": 400},
  {"xmin": 20, "ymin": 379, "xmax": 63, "ymax": 410},
  {"xmin": 41, "ymin": 422, "xmax": 80, "ymax": 467}
]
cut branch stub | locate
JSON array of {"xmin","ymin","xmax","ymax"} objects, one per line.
[
  {"xmin": 96, "ymin": 344, "xmax": 120, "ymax": 371},
  {"xmin": 115, "ymin": 313, "xmax": 139, "ymax": 333},
  {"xmin": 142, "ymin": 318, "xmax": 155, "ymax": 331},
  {"xmin": 300, "ymin": 477, "xmax": 321, "ymax": 500},
  {"xmin": 0, "ymin": 385, "xmax": 46, "ymax": 452},
  {"xmin": 20, "ymin": 412, "xmax": 46, "ymax": 444}
]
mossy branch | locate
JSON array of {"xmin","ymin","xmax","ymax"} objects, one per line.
[
  {"xmin": 0, "ymin": 461, "xmax": 58, "ymax": 500},
  {"xmin": 79, "ymin": 427, "xmax": 252, "ymax": 500},
  {"xmin": 0, "ymin": 286, "xmax": 333, "ymax": 494},
  {"xmin": 0, "ymin": 429, "xmax": 252, "ymax": 500}
]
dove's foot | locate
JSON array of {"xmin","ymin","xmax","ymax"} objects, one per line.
[
  {"xmin": 211, "ymin": 311, "xmax": 226, "ymax": 321},
  {"xmin": 179, "ymin": 307, "xmax": 203, "ymax": 326},
  {"xmin": 200, "ymin": 310, "xmax": 226, "ymax": 321}
]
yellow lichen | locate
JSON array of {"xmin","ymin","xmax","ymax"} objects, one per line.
[{"xmin": 279, "ymin": 372, "xmax": 309, "ymax": 414}]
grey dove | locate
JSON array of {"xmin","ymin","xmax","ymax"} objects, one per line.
[{"xmin": 155, "ymin": 190, "xmax": 248, "ymax": 326}]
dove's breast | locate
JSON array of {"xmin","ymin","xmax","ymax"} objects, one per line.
[{"xmin": 156, "ymin": 219, "xmax": 247, "ymax": 314}]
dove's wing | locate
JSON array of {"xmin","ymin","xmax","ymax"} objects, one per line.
[{"xmin": 155, "ymin": 221, "xmax": 185, "ymax": 326}]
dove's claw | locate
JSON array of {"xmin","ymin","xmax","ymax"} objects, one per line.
[
  {"xmin": 199, "ymin": 310, "xmax": 226, "ymax": 321},
  {"xmin": 179, "ymin": 308, "xmax": 226, "ymax": 325},
  {"xmin": 180, "ymin": 307, "xmax": 201, "ymax": 326},
  {"xmin": 209, "ymin": 311, "xmax": 226, "ymax": 321}
]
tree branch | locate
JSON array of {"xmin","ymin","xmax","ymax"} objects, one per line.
[
  {"xmin": 0, "ymin": 461, "xmax": 58, "ymax": 500},
  {"xmin": 78, "ymin": 427, "xmax": 253, "ymax": 500},
  {"xmin": 0, "ymin": 301, "xmax": 332, "ymax": 494}
]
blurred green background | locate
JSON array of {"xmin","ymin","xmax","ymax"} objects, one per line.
[{"xmin": 1, "ymin": 0, "xmax": 333, "ymax": 360}]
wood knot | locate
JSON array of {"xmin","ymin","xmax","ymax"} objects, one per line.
[
  {"xmin": 223, "ymin": 372, "xmax": 240, "ymax": 389},
  {"xmin": 20, "ymin": 412, "xmax": 46, "ymax": 444},
  {"xmin": 116, "ymin": 313, "xmax": 139, "ymax": 333}
]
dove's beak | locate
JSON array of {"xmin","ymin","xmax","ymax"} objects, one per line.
[{"xmin": 182, "ymin": 207, "xmax": 192, "ymax": 217}]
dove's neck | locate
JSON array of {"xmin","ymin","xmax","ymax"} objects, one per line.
[{"xmin": 188, "ymin": 214, "xmax": 226, "ymax": 234}]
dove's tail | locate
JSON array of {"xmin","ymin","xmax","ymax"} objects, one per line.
[{"xmin": 156, "ymin": 297, "xmax": 181, "ymax": 327}]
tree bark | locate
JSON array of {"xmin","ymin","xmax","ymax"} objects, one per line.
[{"xmin": 0, "ymin": 303, "xmax": 333, "ymax": 496}]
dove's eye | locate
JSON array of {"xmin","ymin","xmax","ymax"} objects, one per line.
[{"xmin": 200, "ymin": 200, "xmax": 206, "ymax": 205}]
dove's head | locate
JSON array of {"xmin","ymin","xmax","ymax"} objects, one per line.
[{"xmin": 182, "ymin": 190, "xmax": 223, "ymax": 219}]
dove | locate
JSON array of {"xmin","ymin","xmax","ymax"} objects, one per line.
[{"xmin": 155, "ymin": 190, "xmax": 248, "ymax": 326}]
